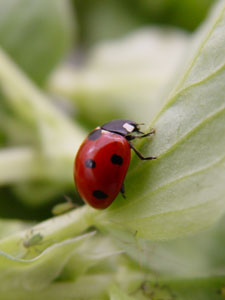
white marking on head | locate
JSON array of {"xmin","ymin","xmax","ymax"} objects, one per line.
[
  {"xmin": 101, "ymin": 129, "xmax": 108, "ymax": 134},
  {"xmin": 123, "ymin": 123, "xmax": 135, "ymax": 133}
]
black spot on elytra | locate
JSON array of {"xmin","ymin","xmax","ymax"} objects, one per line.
[
  {"xmin": 88, "ymin": 129, "xmax": 102, "ymax": 141},
  {"xmin": 111, "ymin": 154, "xmax": 123, "ymax": 165},
  {"xmin": 85, "ymin": 159, "xmax": 96, "ymax": 168},
  {"xmin": 93, "ymin": 190, "xmax": 108, "ymax": 199}
]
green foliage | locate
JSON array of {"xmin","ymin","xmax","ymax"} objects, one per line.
[{"xmin": 0, "ymin": 0, "xmax": 225, "ymax": 299}]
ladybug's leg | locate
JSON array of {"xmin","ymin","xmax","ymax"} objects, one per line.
[
  {"xmin": 128, "ymin": 129, "xmax": 155, "ymax": 140},
  {"xmin": 129, "ymin": 143, "xmax": 157, "ymax": 160},
  {"xmin": 120, "ymin": 183, "xmax": 126, "ymax": 198},
  {"xmin": 138, "ymin": 128, "xmax": 155, "ymax": 138}
]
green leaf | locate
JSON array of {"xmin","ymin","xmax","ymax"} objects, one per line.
[
  {"xmin": 0, "ymin": 234, "xmax": 92, "ymax": 290},
  {"xmin": 108, "ymin": 212, "xmax": 225, "ymax": 279},
  {"xmin": 95, "ymin": 0, "xmax": 225, "ymax": 240},
  {"xmin": 0, "ymin": 208, "xmax": 121, "ymax": 299},
  {"xmin": 59, "ymin": 235, "xmax": 123, "ymax": 280},
  {"xmin": 0, "ymin": 206, "xmax": 97, "ymax": 258},
  {"xmin": 0, "ymin": 231, "xmax": 113, "ymax": 300},
  {"xmin": 0, "ymin": 0, "xmax": 75, "ymax": 85}
]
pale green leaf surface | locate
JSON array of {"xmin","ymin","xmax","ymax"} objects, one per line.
[
  {"xmin": 0, "ymin": 210, "xmax": 116, "ymax": 299},
  {"xmin": 0, "ymin": 231, "xmax": 113, "ymax": 299},
  {"xmin": 59, "ymin": 235, "xmax": 123, "ymax": 280},
  {"xmin": 0, "ymin": 234, "xmax": 93, "ymax": 290},
  {"xmin": 109, "ymin": 212, "xmax": 225, "ymax": 278},
  {"xmin": 95, "ymin": 0, "xmax": 225, "ymax": 240},
  {"xmin": 0, "ymin": 206, "xmax": 97, "ymax": 258}
]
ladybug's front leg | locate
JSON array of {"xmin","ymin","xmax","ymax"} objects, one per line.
[
  {"xmin": 128, "ymin": 128, "xmax": 155, "ymax": 140},
  {"xmin": 129, "ymin": 143, "xmax": 157, "ymax": 161}
]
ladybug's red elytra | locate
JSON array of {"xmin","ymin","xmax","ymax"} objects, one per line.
[{"xmin": 74, "ymin": 120, "xmax": 156, "ymax": 209}]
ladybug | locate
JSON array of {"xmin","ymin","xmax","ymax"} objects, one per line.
[{"xmin": 74, "ymin": 120, "xmax": 156, "ymax": 209}]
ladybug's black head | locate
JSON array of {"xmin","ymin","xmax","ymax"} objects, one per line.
[{"xmin": 101, "ymin": 119, "xmax": 143, "ymax": 137}]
